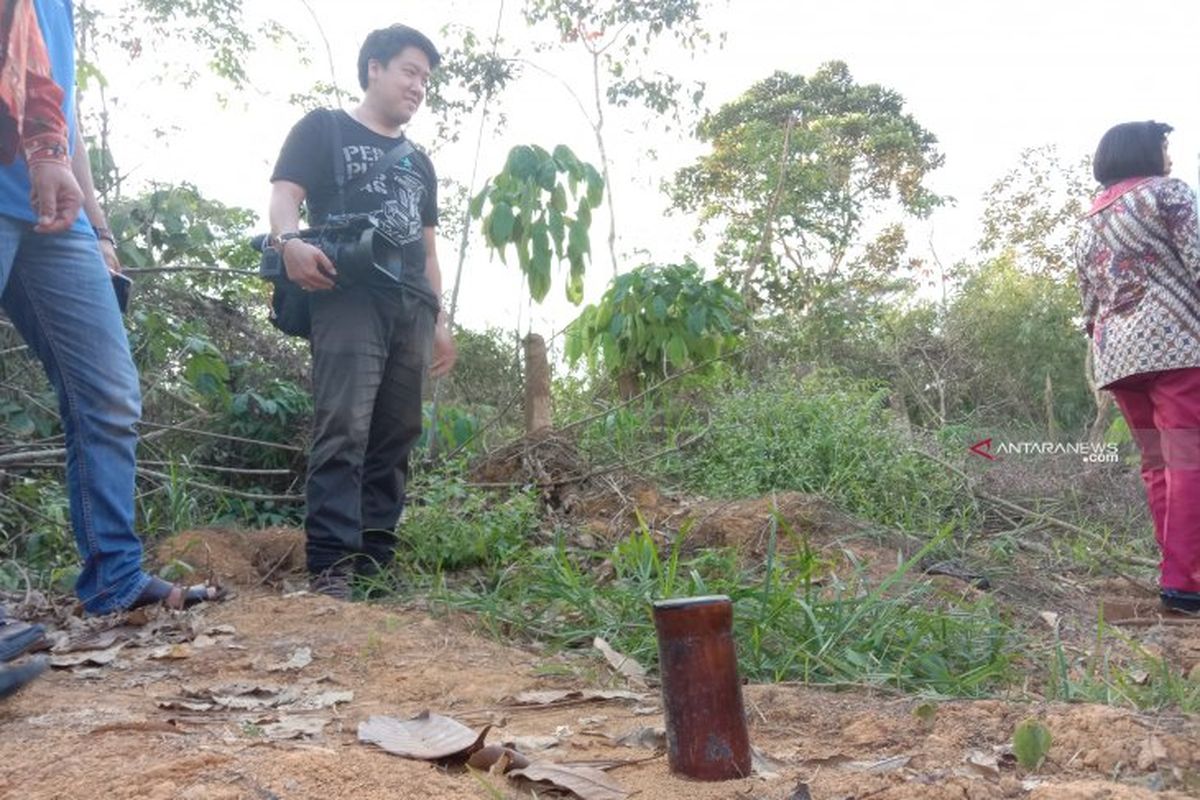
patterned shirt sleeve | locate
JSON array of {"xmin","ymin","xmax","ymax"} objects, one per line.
[
  {"xmin": 1075, "ymin": 233, "xmax": 1099, "ymax": 336},
  {"xmin": 0, "ymin": 0, "xmax": 69, "ymax": 166},
  {"xmin": 1160, "ymin": 178, "xmax": 1200, "ymax": 285}
]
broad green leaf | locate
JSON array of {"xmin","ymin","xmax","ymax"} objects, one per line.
[
  {"xmin": 505, "ymin": 146, "xmax": 540, "ymax": 180},
  {"xmin": 548, "ymin": 206, "xmax": 565, "ymax": 256},
  {"xmin": 536, "ymin": 160, "xmax": 558, "ymax": 191},
  {"xmin": 584, "ymin": 164, "xmax": 605, "ymax": 207},
  {"xmin": 665, "ymin": 333, "xmax": 688, "ymax": 367},
  {"xmin": 551, "ymin": 185, "xmax": 567, "ymax": 213},
  {"xmin": 468, "ymin": 188, "xmax": 488, "ymax": 218},
  {"xmin": 552, "ymin": 144, "xmax": 579, "ymax": 171},
  {"xmin": 489, "ymin": 203, "xmax": 516, "ymax": 244}
]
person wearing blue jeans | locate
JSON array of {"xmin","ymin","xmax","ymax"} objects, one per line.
[{"xmin": 0, "ymin": 2, "xmax": 223, "ymax": 691}]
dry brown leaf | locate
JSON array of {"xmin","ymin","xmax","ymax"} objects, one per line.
[
  {"xmin": 165, "ymin": 683, "xmax": 349, "ymax": 713},
  {"xmin": 51, "ymin": 631, "xmax": 122, "ymax": 654},
  {"xmin": 358, "ymin": 711, "xmax": 490, "ymax": 761},
  {"xmin": 293, "ymin": 690, "xmax": 353, "ymax": 710},
  {"xmin": 508, "ymin": 689, "xmax": 644, "ymax": 707},
  {"xmin": 266, "ymin": 647, "xmax": 313, "ymax": 672},
  {"xmin": 90, "ymin": 720, "xmax": 188, "ymax": 736},
  {"xmin": 845, "ymin": 754, "xmax": 912, "ymax": 773},
  {"xmin": 148, "ymin": 644, "xmax": 192, "ymax": 660},
  {"xmin": 48, "ymin": 644, "xmax": 124, "ymax": 668},
  {"xmin": 156, "ymin": 699, "xmax": 213, "ymax": 712},
  {"xmin": 509, "ymin": 761, "xmax": 631, "ymax": 800},
  {"xmin": 467, "ymin": 744, "xmax": 532, "ymax": 773},
  {"xmin": 611, "ymin": 726, "xmax": 665, "ymax": 750},
  {"xmin": 751, "ymin": 745, "xmax": 788, "ymax": 778},
  {"xmin": 964, "ymin": 749, "xmax": 1001, "ymax": 779},
  {"xmin": 592, "ymin": 637, "xmax": 648, "ymax": 688},
  {"xmin": 503, "ymin": 734, "xmax": 563, "ymax": 753},
  {"xmin": 263, "ymin": 716, "xmax": 329, "ymax": 740}
]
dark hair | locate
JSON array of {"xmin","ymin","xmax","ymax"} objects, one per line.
[
  {"xmin": 357, "ymin": 24, "xmax": 441, "ymax": 90},
  {"xmin": 1092, "ymin": 120, "xmax": 1173, "ymax": 185}
]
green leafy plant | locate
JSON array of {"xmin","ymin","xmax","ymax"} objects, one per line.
[
  {"xmin": 1012, "ymin": 719, "xmax": 1053, "ymax": 771},
  {"xmin": 470, "ymin": 144, "xmax": 604, "ymax": 303},
  {"xmin": 418, "ymin": 403, "xmax": 482, "ymax": 456},
  {"xmin": 565, "ymin": 261, "xmax": 746, "ymax": 397}
]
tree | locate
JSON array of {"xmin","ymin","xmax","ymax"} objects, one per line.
[
  {"xmin": 977, "ymin": 145, "xmax": 1093, "ymax": 281},
  {"xmin": 943, "ymin": 254, "xmax": 1091, "ymax": 432},
  {"xmin": 669, "ymin": 61, "xmax": 944, "ymax": 313},
  {"xmin": 565, "ymin": 262, "xmax": 745, "ymax": 398},
  {"xmin": 522, "ymin": 0, "xmax": 719, "ymax": 276}
]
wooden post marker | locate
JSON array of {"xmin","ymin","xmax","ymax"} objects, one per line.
[{"xmin": 652, "ymin": 595, "xmax": 751, "ymax": 780}]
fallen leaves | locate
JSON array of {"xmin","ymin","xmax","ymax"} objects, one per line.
[
  {"xmin": 506, "ymin": 689, "xmax": 645, "ymax": 707},
  {"xmin": 265, "ymin": 646, "xmax": 313, "ymax": 672},
  {"xmin": 157, "ymin": 683, "xmax": 352, "ymax": 713},
  {"xmin": 358, "ymin": 711, "xmax": 490, "ymax": 761},
  {"xmin": 360, "ymin": 710, "xmax": 631, "ymax": 800},
  {"xmin": 509, "ymin": 762, "xmax": 630, "ymax": 800},
  {"xmin": 592, "ymin": 637, "xmax": 648, "ymax": 688}
]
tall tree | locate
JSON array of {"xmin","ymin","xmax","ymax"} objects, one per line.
[
  {"xmin": 976, "ymin": 144, "xmax": 1093, "ymax": 281},
  {"xmin": 669, "ymin": 61, "xmax": 944, "ymax": 313}
]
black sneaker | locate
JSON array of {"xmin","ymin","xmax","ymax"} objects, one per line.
[
  {"xmin": 310, "ymin": 565, "xmax": 354, "ymax": 601},
  {"xmin": 0, "ymin": 657, "xmax": 48, "ymax": 700},
  {"xmin": 1160, "ymin": 589, "xmax": 1200, "ymax": 615}
]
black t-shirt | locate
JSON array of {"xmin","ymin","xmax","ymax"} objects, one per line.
[{"xmin": 271, "ymin": 108, "xmax": 439, "ymax": 307}]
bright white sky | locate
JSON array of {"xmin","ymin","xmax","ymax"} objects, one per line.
[{"xmin": 95, "ymin": 0, "xmax": 1200, "ymax": 337}]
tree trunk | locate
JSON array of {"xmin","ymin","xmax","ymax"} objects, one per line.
[
  {"xmin": 1083, "ymin": 345, "xmax": 1114, "ymax": 444},
  {"xmin": 524, "ymin": 333, "xmax": 552, "ymax": 435},
  {"xmin": 1089, "ymin": 392, "xmax": 1115, "ymax": 445},
  {"xmin": 1044, "ymin": 373, "xmax": 1059, "ymax": 440},
  {"xmin": 617, "ymin": 369, "xmax": 640, "ymax": 402}
]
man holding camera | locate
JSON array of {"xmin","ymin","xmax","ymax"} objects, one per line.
[{"xmin": 268, "ymin": 24, "xmax": 457, "ymax": 599}]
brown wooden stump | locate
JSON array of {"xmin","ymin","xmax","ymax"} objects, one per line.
[
  {"xmin": 524, "ymin": 333, "xmax": 552, "ymax": 435},
  {"xmin": 652, "ymin": 595, "xmax": 751, "ymax": 781}
]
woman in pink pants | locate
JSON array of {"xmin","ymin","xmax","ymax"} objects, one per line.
[{"xmin": 1076, "ymin": 120, "xmax": 1200, "ymax": 613}]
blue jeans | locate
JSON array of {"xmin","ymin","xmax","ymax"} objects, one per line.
[{"xmin": 0, "ymin": 216, "xmax": 150, "ymax": 613}]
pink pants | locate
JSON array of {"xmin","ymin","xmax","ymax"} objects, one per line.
[{"xmin": 1109, "ymin": 367, "xmax": 1200, "ymax": 593}]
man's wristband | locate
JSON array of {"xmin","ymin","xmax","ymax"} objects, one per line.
[
  {"xmin": 92, "ymin": 225, "xmax": 116, "ymax": 246},
  {"xmin": 271, "ymin": 232, "xmax": 303, "ymax": 252}
]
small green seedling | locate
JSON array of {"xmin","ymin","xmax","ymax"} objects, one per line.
[
  {"xmin": 913, "ymin": 701, "xmax": 938, "ymax": 731},
  {"xmin": 1012, "ymin": 719, "xmax": 1053, "ymax": 770}
]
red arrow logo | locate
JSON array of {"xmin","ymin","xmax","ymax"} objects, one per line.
[{"xmin": 969, "ymin": 438, "xmax": 996, "ymax": 460}]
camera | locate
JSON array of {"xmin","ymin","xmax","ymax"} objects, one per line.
[{"xmin": 252, "ymin": 213, "xmax": 404, "ymax": 287}]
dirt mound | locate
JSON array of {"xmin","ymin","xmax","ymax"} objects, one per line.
[
  {"xmin": 154, "ymin": 527, "xmax": 305, "ymax": 587},
  {"xmin": 472, "ymin": 434, "xmax": 871, "ymax": 559}
]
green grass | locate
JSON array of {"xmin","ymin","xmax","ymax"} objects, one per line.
[
  {"xmin": 1042, "ymin": 616, "xmax": 1200, "ymax": 713},
  {"xmin": 420, "ymin": 514, "xmax": 1014, "ymax": 697}
]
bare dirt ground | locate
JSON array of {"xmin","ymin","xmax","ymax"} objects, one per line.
[{"xmin": 3, "ymin": 522, "xmax": 1200, "ymax": 800}]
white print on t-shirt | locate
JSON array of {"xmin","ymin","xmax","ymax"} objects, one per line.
[{"xmin": 342, "ymin": 145, "xmax": 426, "ymax": 246}]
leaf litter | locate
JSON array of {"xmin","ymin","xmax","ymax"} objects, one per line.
[{"xmin": 360, "ymin": 709, "xmax": 632, "ymax": 800}]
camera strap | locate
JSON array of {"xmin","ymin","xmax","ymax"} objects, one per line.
[{"xmin": 328, "ymin": 108, "xmax": 416, "ymax": 216}]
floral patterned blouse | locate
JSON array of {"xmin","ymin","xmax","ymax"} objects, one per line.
[{"xmin": 1075, "ymin": 176, "xmax": 1200, "ymax": 388}]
